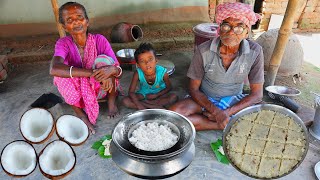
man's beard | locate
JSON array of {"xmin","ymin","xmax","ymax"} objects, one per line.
[{"xmin": 220, "ymin": 35, "xmax": 241, "ymax": 47}]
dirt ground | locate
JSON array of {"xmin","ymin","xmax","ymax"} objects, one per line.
[{"xmin": 1, "ymin": 50, "xmax": 319, "ymax": 180}]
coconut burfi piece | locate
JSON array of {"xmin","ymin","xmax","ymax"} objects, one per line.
[
  {"xmin": 272, "ymin": 112, "xmax": 289, "ymax": 129},
  {"xmin": 250, "ymin": 124, "xmax": 270, "ymax": 140},
  {"xmin": 288, "ymin": 119, "xmax": 303, "ymax": 132},
  {"xmin": 241, "ymin": 112, "xmax": 259, "ymax": 122},
  {"xmin": 263, "ymin": 142, "xmax": 285, "ymax": 158},
  {"xmin": 287, "ymin": 130, "xmax": 306, "ymax": 146},
  {"xmin": 282, "ymin": 144, "xmax": 305, "ymax": 160},
  {"xmin": 229, "ymin": 119, "xmax": 253, "ymax": 137},
  {"xmin": 255, "ymin": 110, "xmax": 275, "ymax": 125},
  {"xmin": 240, "ymin": 154, "xmax": 261, "ymax": 176},
  {"xmin": 226, "ymin": 135, "xmax": 247, "ymax": 153},
  {"xmin": 244, "ymin": 138, "xmax": 266, "ymax": 156},
  {"xmin": 257, "ymin": 157, "xmax": 281, "ymax": 178},
  {"xmin": 279, "ymin": 159, "xmax": 298, "ymax": 175},
  {"xmin": 268, "ymin": 127, "xmax": 287, "ymax": 143},
  {"xmin": 229, "ymin": 151, "xmax": 243, "ymax": 168}
]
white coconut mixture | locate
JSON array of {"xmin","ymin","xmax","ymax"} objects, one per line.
[{"xmin": 129, "ymin": 122, "xmax": 178, "ymax": 151}]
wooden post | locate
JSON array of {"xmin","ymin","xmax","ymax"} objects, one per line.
[
  {"xmin": 51, "ymin": 0, "xmax": 65, "ymax": 37},
  {"xmin": 208, "ymin": 0, "xmax": 217, "ymax": 22},
  {"xmin": 265, "ymin": 0, "xmax": 300, "ymax": 86}
]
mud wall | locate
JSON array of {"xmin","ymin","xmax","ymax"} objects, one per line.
[{"xmin": 0, "ymin": 0, "xmax": 210, "ymax": 38}]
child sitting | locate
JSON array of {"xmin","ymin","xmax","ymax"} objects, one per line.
[{"xmin": 122, "ymin": 43, "xmax": 178, "ymax": 109}]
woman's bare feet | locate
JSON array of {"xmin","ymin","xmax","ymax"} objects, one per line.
[
  {"xmin": 80, "ymin": 116, "xmax": 96, "ymax": 134},
  {"xmin": 71, "ymin": 105, "xmax": 96, "ymax": 134}
]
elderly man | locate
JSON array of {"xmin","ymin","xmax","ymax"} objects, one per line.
[{"xmin": 170, "ymin": 2, "xmax": 264, "ymax": 130}]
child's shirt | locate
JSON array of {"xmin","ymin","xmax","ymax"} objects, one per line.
[{"xmin": 136, "ymin": 65, "xmax": 167, "ymax": 98}]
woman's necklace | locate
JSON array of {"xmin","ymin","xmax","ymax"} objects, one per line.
[{"xmin": 74, "ymin": 41, "xmax": 85, "ymax": 67}]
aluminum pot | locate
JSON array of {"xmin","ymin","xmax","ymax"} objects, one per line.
[
  {"xmin": 111, "ymin": 109, "xmax": 196, "ymax": 178},
  {"xmin": 112, "ymin": 109, "xmax": 195, "ymax": 160},
  {"xmin": 222, "ymin": 104, "xmax": 309, "ymax": 179}
]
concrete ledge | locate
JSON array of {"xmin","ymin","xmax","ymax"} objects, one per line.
[
  {"xmin": 8, "ymin": 50, "xmax": 53, "ymax": 64},
  {"xmin": 7, "ymin": 36, "xmax": 194, "ymax": 64}
]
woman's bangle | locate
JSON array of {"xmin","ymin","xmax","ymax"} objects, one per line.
[
  {"xmin": 115, "ymin": 66, "xmax": 122, "ymax": 77},
  {"xmin": 69, "ymin": 66, "xmax": 74, "ymax": 78}
]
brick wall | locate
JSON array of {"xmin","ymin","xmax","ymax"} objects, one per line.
[
  {"xmin": 208, "ymin": 0, "xmax": 320, "ymax": 32},
  {"xmin": 0, "ymin": 55, "xmax": 8, "ymax": 81},
  {"xmin": 260, "ymin": 0, "xmax": 320, "ymax": 32}
]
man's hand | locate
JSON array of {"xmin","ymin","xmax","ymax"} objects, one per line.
[
  {"xmin": 146, "ymin": 94, "xmax": 158, "ymax": 100},
  {"xmin": 92, "ymin": 66, "xmax": 116, "ymax": 82},
  {"xmin": 203, "ymin": 109, "xmax": 230, "ymax": 129},
  {"xmin": 101, "ymin": 78, "xmax": 113, "ymax": 93}
]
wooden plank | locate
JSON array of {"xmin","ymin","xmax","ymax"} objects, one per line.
[{"xmin": 51, "ymin": 0, "xmax": 66, "ymax": 37}]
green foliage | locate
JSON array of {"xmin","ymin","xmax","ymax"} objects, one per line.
[
  {"xmin": 210, "ymin": 139, "xmax": 229, "ymax": 165},
  {"xmin": 91, "ymin": 134, "xmax": 112, "ymax": 159}
]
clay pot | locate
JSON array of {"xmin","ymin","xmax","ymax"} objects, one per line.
[{"xmin": 110, "ymin": 22, "xmax": 143, "ymax": 43}]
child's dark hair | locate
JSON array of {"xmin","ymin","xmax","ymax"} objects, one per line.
[
  {"xmin": 134, "ymin": 43, "xmax": 156, "ymax": 62},
  {"xmin": 59, "ymin": 2, "xmax": 89, "ymax": 24}
]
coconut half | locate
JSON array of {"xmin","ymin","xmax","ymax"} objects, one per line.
[
  {"xmin": 56, "ymin": 115, "xmax": 89, "ymax": 146},
  {"xmin": 20, "ymin": 108, "xmax": 55, "ymax": 144},
  {"xmin": 0, "ymin": 140, "xmax": 37, "ymax": 177},
  {"xmin": 39, "ymin": 140, "xmax": 76, "ymax": 179}
]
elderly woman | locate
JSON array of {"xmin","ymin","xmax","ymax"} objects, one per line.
[
  {"xmin": 170, "ymin": 2, "xmax": 264, "ymax": 130},
  {"xmin": 50, "ymin": 2, "xmax": 122, "ymax": 134}
]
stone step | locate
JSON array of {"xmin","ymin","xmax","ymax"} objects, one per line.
[{"xmin": 7, "ymin": 37, "xmax": 194, "ymax": 64}]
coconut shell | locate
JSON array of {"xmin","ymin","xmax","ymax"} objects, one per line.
[
  {"xmin": 0, "ymin": 140, "xmax": 38, "ymax": 178},
  {"xmin": 55, "ymin": 114, "xmax": 90, "ymax": 146},
  {"xmin": 38, "ymin": 140, "xmax": 76, "ymax": 179},
  {"xmin": 19, "ymin": 108, "xmax": 55, "ymax": 144}
]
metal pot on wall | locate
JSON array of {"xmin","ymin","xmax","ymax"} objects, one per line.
[{"xmin": 110, "ymin": 22, "xmax": 143, "ymax": 43}]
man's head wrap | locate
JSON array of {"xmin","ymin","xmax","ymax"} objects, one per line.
[{"xmin": 216, "ymin": 2, "xmax": 261, "ymax": 29}]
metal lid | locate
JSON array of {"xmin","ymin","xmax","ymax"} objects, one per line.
[{"xmin": 193, "ymin": 23, "xmax": 218, "ymax": 38}]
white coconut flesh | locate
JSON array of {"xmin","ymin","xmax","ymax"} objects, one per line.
[
  {"xmin": 20, "ymin": 108, "xmax": 53, "ymax": 143},
  {"xmin": 56, "ymin": 115, "xmax": 89, "ymax": 145},
  {"xmin": 39, "ymin": 141, "xmax": 75, "ymax": 176},
  {"xmin": 1, "ymin": 141, "xmax": 37, "ymax": 176}
]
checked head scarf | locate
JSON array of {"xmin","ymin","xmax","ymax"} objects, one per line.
[{"xmin": 216, "ymin": 2, "xmax": 261, "ymax": 29}]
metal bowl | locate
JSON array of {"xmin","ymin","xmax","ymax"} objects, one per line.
[
  {"xmin": 116, "ymin": 49, "xmax": 135, "ymax": 63},
  {"xmin": 157, "ymin": 60, "xmax": 175, "ymax": 76},
  {"xmin": 265, "ymin": 85, "xmax": 301, "ymax": 97},
  {"xmin": 223, "ymin": 104, "xmax": 309, "ymax": 179},
  {"xmin": 112, "ymin": 109, "xmax": 196, "ymax": 160}
]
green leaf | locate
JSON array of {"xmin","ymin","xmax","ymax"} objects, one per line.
[
  {"xmin": 98, "ymin": 145, "xmax": 112, "ymax": 159},
  {"xmin": 210, "ymin": 139, "xmax": 229, "ymax": 165},
  {"xmin": 98, "ymin": 146, "xmax": 105, "ymax": 155},
  {"xmin": 101, "ymin": 135, "xmax": 112, "ymax": 141},
  {"xmin": 210, "ymin": 139, "xmax": 223, "ymax": 150},
  {"xmin": 91, "ymin": 141, "xmax": 103, "ymax": 150}
]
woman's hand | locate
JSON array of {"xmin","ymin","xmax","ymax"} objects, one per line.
[
  {"xmin": 101, "ymin": 78, "xmax": 114, "ymax": 93},
  {"xmin": 92, "ymin": 66, "xmax": 116, "ymax": 82}
]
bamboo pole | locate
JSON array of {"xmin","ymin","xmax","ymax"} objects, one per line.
[
  {"xmin": 51, "ymin": 0, "xmax": 65, "ymax": 37},
  {"xmin": 265, "ymin": 0, "xmax": 300, "ymax": 86}
]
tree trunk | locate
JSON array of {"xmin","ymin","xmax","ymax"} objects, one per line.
[
  {"xmin": 51, "ymin": 0, "xmax": 66, "ymax": 38},
  {"xmin": 265, "ymin": 0, "xmax": 300, "ymax": 86}
]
